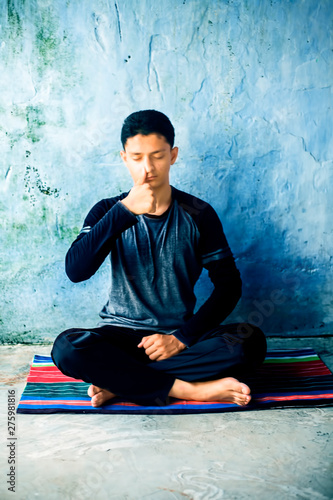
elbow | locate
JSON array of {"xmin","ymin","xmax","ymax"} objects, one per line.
[
  {"xmin": 65, "ymin": 260, "xmax": 93, "ymax": 283},
  {"xmin": 66, "ymin": 268, "xmax": 92, "ymax": 283},
  {"xmin": 67, "ymin": 274, "xmax": 83, "ymax": 284},
  {"xmin": 65, "ymin": 252, "xmax": 88, "ymax": 283},
  {"xmin": 65, "ymin": 264, "xmax": 84, "ymax": 283}
]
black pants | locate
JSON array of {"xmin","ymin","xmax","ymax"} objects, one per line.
[{"xmin": 51, "ymin": 323, "xmax": 267, "ymax": 406}]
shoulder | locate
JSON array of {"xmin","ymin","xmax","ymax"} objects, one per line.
[
  {"xmin": 171, "ymin": 187, "xmax": 233, "ymax": 261},
  {"xmin": 171, "ymin": 186, "xmax": 229, "ymax": 255},
  {"xmin": 171, "ymin": 186, "xmax": 219, "ymax": 223}
]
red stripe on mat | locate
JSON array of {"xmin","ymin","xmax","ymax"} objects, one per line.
[
  {"xmin": 256, "ymin": 393, "xmax": 333, "ymax": 402},
  {"xmin": 27, "ymin": 375, "xmax": 85, "ymax": 383}
]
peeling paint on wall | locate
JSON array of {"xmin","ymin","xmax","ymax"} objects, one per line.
[{"xmin": 0, "ymin": 0, "xmax": 332, "ymax": 342}]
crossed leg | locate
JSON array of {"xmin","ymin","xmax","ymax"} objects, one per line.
[{"xmin": 51, "ymin": 323, "xmax": 266, "ymax": 407}]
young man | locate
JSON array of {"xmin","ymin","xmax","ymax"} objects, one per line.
[{"xmin": 51, "ymin": 110, "xmax": 267, "ymax": 408}]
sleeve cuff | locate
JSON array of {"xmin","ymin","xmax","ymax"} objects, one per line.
[
  {"xmin": 171, "ymin": 329, "xmax": 191, "ymax": 348},
  {"xmin": 116, "ymin": 200, "xmax": 138, "ymax": 221}
]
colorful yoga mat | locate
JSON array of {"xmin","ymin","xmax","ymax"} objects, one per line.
[{"xmin": 17, "ymin": 348, "xmax": 333, "ymax": 414}]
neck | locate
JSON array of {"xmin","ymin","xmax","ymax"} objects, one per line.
[{"xmin": 148, "ymin": 184, "xmax": 172, "ymax": 215}]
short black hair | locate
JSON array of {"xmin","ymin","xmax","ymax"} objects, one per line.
[{"xmin": 121, "ymin": 109, "xmax": 175, "ymax": 149}]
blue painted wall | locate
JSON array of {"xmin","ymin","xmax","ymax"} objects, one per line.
[{"xmin": 0, "ymin": 0, "xmax": 332, "ymax": 342}]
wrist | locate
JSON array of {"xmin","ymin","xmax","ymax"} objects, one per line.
[
  {"xmin": 120, "ymin": 198, "xmax": 136, "ymax": 215},
  {"xmin": 170, "ymin": 330, "xmax": 189, "ymax": 348},
  {"xmin": 172, "ymin": 335, "xmax": 186, "ymax": 351}
]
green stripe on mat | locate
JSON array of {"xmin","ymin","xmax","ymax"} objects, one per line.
[
  {"xmin": 32, "ymin": 363, "xmax": 56, "ymax": 367},
  {"xmin": 263, "ymin": 355, "xmax": 319, "ymax": 363}
]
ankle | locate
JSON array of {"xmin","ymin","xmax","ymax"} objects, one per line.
[{"xmin": 169, "ymin": 379, "xmax": 198, "ymax": 400}]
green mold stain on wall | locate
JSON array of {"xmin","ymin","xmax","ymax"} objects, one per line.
[
  {"xmin": 5, "ymin": 0, "xmax": 80, "ymax": 90},
  {"xmin": 7, "ymin": 0, "xmax": 23, "ymax": 34},
  {"xmin": 7, "ymin": 0, "xmax": 23, "ymax": 37},
  {"xmin": 34, "ymin": 6, "xmax": 61, "ymax": 74},
  {"xmin": 24, "ymin": 165, "xmax": 60, "ymax": 205},
  {"xmin": 4, "ymin": 0, "xmax": 24, "ymax": 57},
  {"xmin": 56, "ymin": 225, "xmax": 81, "ymax": 242},
  {"xmin": 25, "ymin": 105, "xmax": 46, "ymax": 143},
  {"xmin": 32, "ymin": 5, "xmax": 80, "ymax": 87}
]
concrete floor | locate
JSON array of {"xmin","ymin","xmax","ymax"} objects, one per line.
[{"xmin": 0, "ymin": 337, "xmax": 333, "ymax": 500}]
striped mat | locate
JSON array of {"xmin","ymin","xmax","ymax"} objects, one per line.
[{"xmin": 17, "ymin": 348, "xmax": 333, "ymax": 414}]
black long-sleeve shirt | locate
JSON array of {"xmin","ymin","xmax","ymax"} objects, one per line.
[{"xmin": 66, "ymin": 186, "xmax": 242, "ymax": 347}]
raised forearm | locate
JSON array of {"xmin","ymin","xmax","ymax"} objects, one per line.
[{"xmin": 66, "ymin": 201, "xmax": 137, "ymax": 282}]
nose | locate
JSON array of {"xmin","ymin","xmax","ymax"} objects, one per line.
[{"xmin": 143, "ymin": 156, "xmax": 154, "ymax": 173}]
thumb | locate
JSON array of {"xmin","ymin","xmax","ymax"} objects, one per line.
[{"xmin": 135, "ymin": 168, "xmax": 147, "ymax": 186}]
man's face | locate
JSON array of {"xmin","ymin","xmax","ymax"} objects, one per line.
[{"xmin": 120, "ymin": 133, "xmax": 178, "ymax": 189}]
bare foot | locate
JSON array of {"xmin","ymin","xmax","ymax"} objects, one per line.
[
  {"xmin": 169, "ymin": 377, "xmax": 251, "ymax": 406},
  {"xmin": 87, "ymin": 385, "xmax": 116, "ymax": 407}
]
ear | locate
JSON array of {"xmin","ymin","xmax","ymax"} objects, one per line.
[
  {"xmin": 170, "ymin": 146, "xmax": 178, "ymax": 165},
  {"xmin": 120, "ymin": 150, "xmax": 127, "ymax": 164}
]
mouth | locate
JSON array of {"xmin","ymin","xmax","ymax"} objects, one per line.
[{"xmin": 146, "ymin": 176, "xmax": 157, "ymax": 181}]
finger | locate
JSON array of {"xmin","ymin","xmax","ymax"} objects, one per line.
[
  {"xmin": 151, "ymin": 352, "xmax": 167, "ymax": 361},
  {"xmin": 135, "ymin": 167, "xmax": 147, "ymax": 186},
  {"xmin": 137, "ymin": 336, "xmax": 149, "ymax": 348},
  {"xmin": 138, "ymin": 340, "xmax": 148, "ymax": 348},
  {"xmin": 148, "ymin": 350, "xmax": 161, "ymax": 361},
  {"xmin": 144, "ymin": 344, "xmax": 159, "ymax": 356},
  {"xmin": 138, "ymin": 336, "xmax": 154, "ymax": 348}
]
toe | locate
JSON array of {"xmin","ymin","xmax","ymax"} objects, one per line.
[
  {"xmin": 241, "ymin": 395, "xmax": 251, "ymax": 406},
  {"xmin": 235, "ymin": 392, "xmax": 251, "ymax": 406},
  {"xmin": 88, "ymin": 385, "xmax": 104, "ymax": 398},
  {"xmin": 91, "ymin": 395, "xmax": 99, "ymax": 407},
  {"xmin": 91, "ymin": 393, "xmax": 106, "ymax": 407},
  {"xmin": 240, "ymin": 383, "xmax": 251, "ymax": 395}
]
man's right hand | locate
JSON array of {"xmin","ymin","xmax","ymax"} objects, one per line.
[{"xmin": 120, "ymin": 168, "xmax": 156, "ymax": 215}]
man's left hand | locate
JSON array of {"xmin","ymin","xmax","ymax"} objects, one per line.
[{"xmin": 137, "ymin": 334, "xmax": 186, "ymax": 361}]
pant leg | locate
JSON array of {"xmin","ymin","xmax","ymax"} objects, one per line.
[
  {"xmin": 51, "ymin": 322, "xmax": 266, "ymax": 405},
  {"xmin": 51, "ymin": 326, "xmax": 176, "ymax": 406},
  {"xmin": 149, "ymin": 323, "xmax": 267, "ymax": 381}
]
